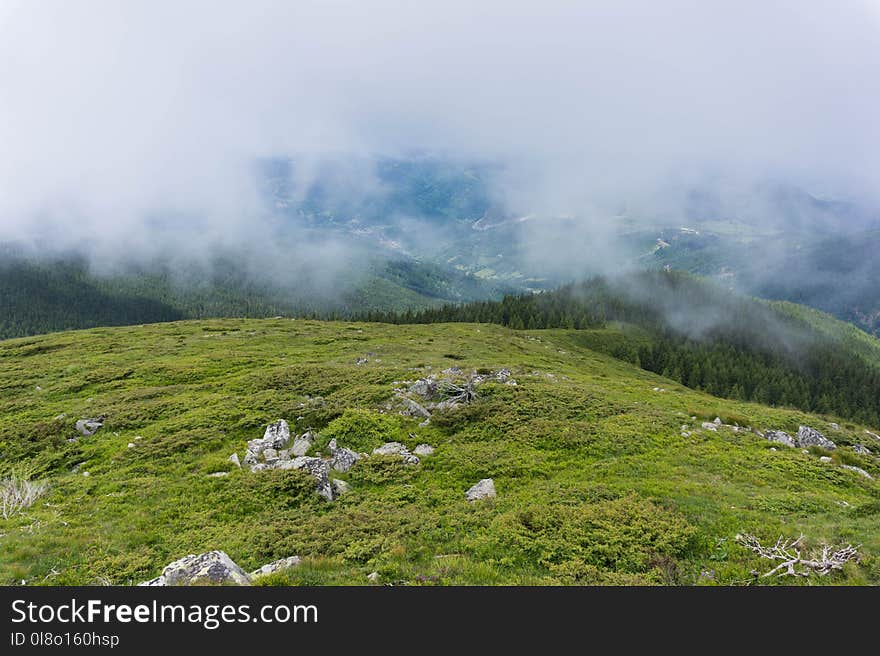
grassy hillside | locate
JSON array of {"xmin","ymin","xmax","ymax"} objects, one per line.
[{"xmin": 1, "ymin": 319, "xmax": 879, "ymax": 585}]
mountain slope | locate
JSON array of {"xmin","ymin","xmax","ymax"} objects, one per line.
[{"xmin": 1, "ymin": 319, "xmax": 878, "ymax": 585}]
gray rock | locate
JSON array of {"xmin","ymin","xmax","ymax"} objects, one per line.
[
  {"xmin": 701, "ymin": 422, "xmax": 718, "ymax": 432},
  {"xmin": 409, "ymin": 377, "xmax": 438, "ymax": 400},
  {"xmin": 367, "ymin": 571, "xmax": 380, "ymax": 582},
  {"xmin": 372, "ymin": 442, "xmax": 419, "ymax": 465},
  {"xmin": 465, "ymin": 478, "xmax": 496, "ymax": 502},
  {"xmin": 139, "ymin": 551, "xmax": 251, "ymax": 586},
  {"xmin": 765, "ymin": 430, "xmax": 795, "ymax": 448},
  {"xmin": 413, "ymin": 444, "xmax": 434, "ymax": 456},
  {"xmin": 829, "ymin": 422, "xmax": 840, "ymax": 430},
  {"xmin": 263, "ymin": 420, "xmax": 291, "ymax": 449},
  {"xmin": 819, "ymin": 456, "xmax": 833, "ymax": 463},
  {"xmin": 75, "ymin": 417, "xmax": 104, "ymax": 437},
  {"xmin": 249, "ymin": 556, "xmax": 301, "ymax": 578},
  {"xmin": 853, "ymin": 444, "xmax": 872, "ymax": 455},
  {"xmin": 208, "ymin": 472, "xmax": 229, "ymax": 478},
  {"xmin": 796, "ymin": 426, "xmax": 836, "ymax": 450},
  {"xmin": 329, "ymin": 442, "xmax": 361, "ymax": 473},
  {"xmin": 250, "ymin": 463, "xmax": 268, "ymax": 473},
  {"xmin": 841, "ymin": 465, "xmax": 873, "ymax": 479},
  {"xmin": 331, "ymin": 479, "xmax": 351, "ymax": 495},
  {"xmin": 714, "ymin": 417, "xmax": 722, "ymax": 425},
  {"xmin": 290, "ymin": 430, "xmax": 316, "ymax": 457},
  {"xmin": 228, "ymin": 453, "xmax": 241, "ymax": 468},
  {"xmin": 402, "ymin": 397, "xmax": 431, "ymax": 419},
  {"xmin": 285, "ymin": 456, "xmax": 335, "ymax": 501}
]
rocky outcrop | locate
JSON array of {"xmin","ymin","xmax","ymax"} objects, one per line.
[
  {"xmin": 765, "ymin": 430, "xmax": 795, "ymax": 448},
  {"xmin": 139, "ymin": 551, "xmax": 251, "ymax": 586},
  {"xmin": 249, "ymin": 556, "xmax": 302, "ymax": 579},
  {"xmin": 244, "ymin": 420, "xmax": 291, "ymax": 465},
  {"xmin": 140, "ymin": 551, "xmax": 302, "ymax": 586},
  {"xmin": 796, "ymin": 426, "xmax": 836, "ymax": 450},
  {"xmin": 75, "ymin": 417, "xmax": 104, "ymax": 437},
  {"xmin": 290, "ymin": 430, "xmax": 316, "ymax": 457},
  {"xmin": 465, "ymin": 478, "xmax": 496, "ymax": 502},
  {"xmin": 372, "ymin": 442, "xmax": 419, "ymax": 465}
]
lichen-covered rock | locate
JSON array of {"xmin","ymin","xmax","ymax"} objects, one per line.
[
  {"xmin": 841, "ymin": 464, "xmax": 873, "ymax": 479},
  {"xmin": 139, "ymin": 551, "xmax": 251, "ymax": 586},
  {"xmin": 75, "ymin": 417, "xmax": 104, "ymax": 437},
  {"xmin": 401, "ymin": 397, "xmax": 431, "ymax": 419},
  {"xmin": 245, "ymin": 420, "xmax": 291, "ymax": 463},
  {"xmin": 765, "ymin": 430, "xmax": 795, "ymax": 448},
  {"xmin": 249, "ymin": 556, "xmax": 301, "ymax": 579},
  {"xmin": 853, "ymin": 444, "xmax": 872, "ymax": 455},
  {"xmin": 279, "ymin": 456, "xmax": 335, "ymax": 501},
  {"xmin": 465, "ymin": 478, "xmax": 496, "ymax": 502},
  {"xmin": 413, "ymin": 444, "xmax": 434, "ymax": 456},
  {"xmin": 796, "ymin": 426, "xmax": 836, "ymax": 450},
  {"xmin": 329, "ymin": 440, "xmax": 361, "ymax": 472},
  {"xmin": 372, "ymin": 442, "xmax": 419, "ymax": 465},
  {"xmin": 290, "ymin": 430, "xmax": 316, "ymax": 457}
]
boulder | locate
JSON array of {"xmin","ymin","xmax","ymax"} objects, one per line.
[
  {"xmin": 372, "ymin": 442, "xmax": 419, "ymax": 465},
  {"xmin": 228, "ymin": 453, "xmax": 241, "ymax": 468},
  {"xmin": 765, "ymin": 430, "xmax": 795, "ymax": 448},
  {"xmin": 75, "ymin": 417, "xmax": 104, "ymax": 437},
  {"xmin": 841, "ymin": 465, "xmax": 873, "ymax": 479},
  {"xmin": 402, "ymin": 397, "xmax": 431, "ymax": 419},
  {"xmin": 701, "ymin": 422, "xmax": 718, "ymax": 432},
  {"xmin": 249, "ymin": 556, "xmax": 301, "ymax": 579},
  {"xmin": 280, "ymin": 456, "xmax": 335, "ymax": 501},
  {"xmin": 796, "ymin": 426, "xmax": 836, "ymax": 450},
  {"xmin": 139, "ymin": 551, "xmax": 251, "ymax": 586},
  {"xmin": 263, "ymin": 420, "xmax": 291, "ymax": 449},
  {"xmin": 853, "ymin": 444, "xmax": 872, "ymax": 455},
  {"xmin": 329, "ymin": 441, "xmax": 361, "ymax": 472},
  {"xmin": 465, "ymin": 478, "xmax": 496, "ymax": 502},
  {"xmin": 332, "ymin": 479, "xmax": 351, "ymax": 496},
  {"xmin": 413, "ymin": 444, "xmax": 435, "ymax": 456},
  {"xmin": 409, "ymin": 377, "xmax": 439, "ymax": 400},
  {"xmin": 714, "ymin": 417, "xmax": 722, "ymax": 425},
  {"xmin": 290, "ymin": 430, "xmax": 316, "ymax": 457}
]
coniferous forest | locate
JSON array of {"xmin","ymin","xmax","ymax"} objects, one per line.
[{"xmin": 362, "ymin": 271, "xmax": 880, "ymax": 425}]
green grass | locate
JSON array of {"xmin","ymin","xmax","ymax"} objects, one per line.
[{"xmin": 1, "ymin": 319, "xmax": 878, "ymax": 585}]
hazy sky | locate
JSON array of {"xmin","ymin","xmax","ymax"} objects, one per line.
[{"xmin": 1, "ymin": 0, "xmax": 879, "ymax": 252}]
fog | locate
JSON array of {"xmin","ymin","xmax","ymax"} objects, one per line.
[{"xmin": 1, "ymin": 0, "xmax": 879, "ymax": 277}]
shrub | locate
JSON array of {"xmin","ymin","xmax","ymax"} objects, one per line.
[{"xmin": 311, "ymin": 409, "xmax": 408, "ymax": 454}]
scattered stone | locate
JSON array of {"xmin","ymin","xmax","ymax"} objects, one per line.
[
  {"xmin": 714, "ymin": 417, "xmax": 722, "ymax": 425},
  {"xmin": 769, "ymin": 447, "xmax": 777, "ymax": 452},
  {"xmin": 465, "ymin": 478, "xmax": 496, "ymax": 502},
  {"xmin": 356, "ymin": 357, "xmax": 369, "ymax": 366},
  {"xmin": 245, "ymin": 420, "xmax": 291, "ymax": 464},
  {"xmin": 865, "ymin": 430, "xmax": 880, "ymax": 442},
  {"xmin": 134, "ymin": 435, "xmax": 143, "ymax": 441},
  {"xmin": 367, "ymin": 571, "xmax": 380, "ymax": 583},
  {"xmin": 71, "ymin": 462, "xmax": 86, "ymax": 473},
  {"xmin": 228, "ymin": 453, "xmax": 241, "ymax": 468},
  {"xmin": 409, "ymin": 377, "xmax": 439, "ymax": 400},
  {"xmin": 372, "ymin": 442, "xmax": 419, "ymax": 465},
  {"xmin": 819, "ymin": 456, "xmax": 833, "ymax": 463},
  {"xmin": 841, "ymin": 465, "xmax": 873, "ymax": 479},
  {"xmin": 290, "ymin": 430, "xmax": 315, "ymax": 457},
  {"xmin": 418, "ymin": 419, "xmax": 431, "ymax": 428},
  {"xmin": 208, "ymin": 472, "xmax": 229, "ymax": 478},
  {"xmin": 853, "ymin": 444, "xmax": 872, "ymax": 455},
  {"xmin": 765, "ymin": 430, "xmax": 795, "ymax": 448},
  {"xmin": 127, "ymin": 443, "xmax": 135, "ymax": 448},
  {"xmin": 829, "ymin": 422, "xmax": 840, "ymax": 430},
  {"xmin": 54, "ymin": 413, "xmax": 67, "ymax": 421},
  {"xmin": 75, "ymin": 417, "xmax": 104, "ymax": 437},
  {"xmin": 413, "ymin": 444, "xmax": 434, "ymax": 456},
  {"xmin": 796, "ymin": 426, "xmax": 836, "ymax": 450},
  {"xmin": 250, "ymin": 556, "xmax": 301, "ymax": 579},
  {"xmin": 139, "ymin": 551, "xmax": 251, "ymax": 586},
  {"xmin": 701, "ymin": 422, "xmax": 718, "ymax": 432},
  {"xmin": 331, "ymin": 479, "xmax": 351, "ymax": 496},
  {"xmin": 82, "ymin": 471, "xmax": 90, "ymax": 477}
]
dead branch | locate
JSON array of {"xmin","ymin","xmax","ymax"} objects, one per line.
[
  {"xmin": 735, "ymin": 533, "xmax": 860, "ymax": 578},
  {"xmin": 438, "ymin": 376, "xmax": 478, "ymax": 404}
]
